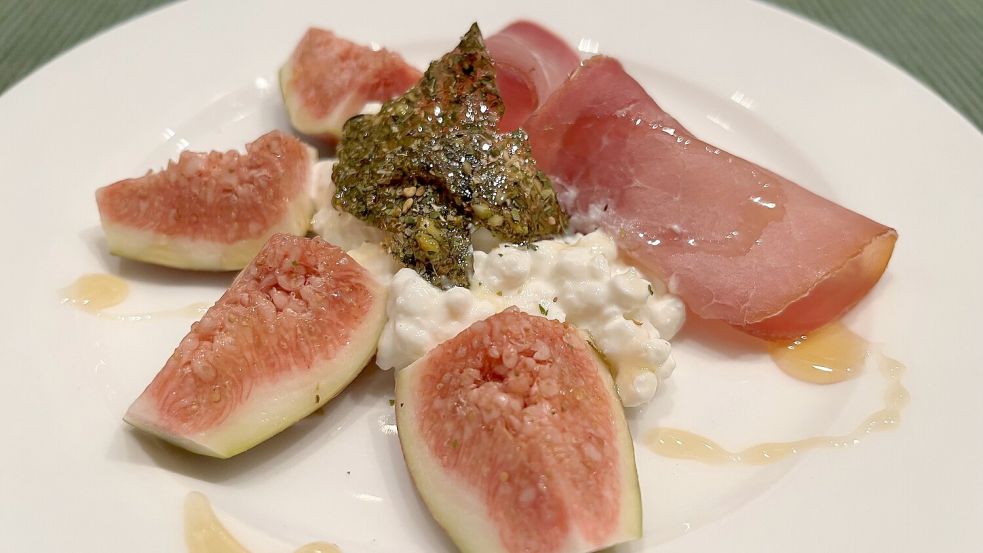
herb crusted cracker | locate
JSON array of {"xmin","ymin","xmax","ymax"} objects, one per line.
[{"xmin": 332, "ymin": 23, "xmax": 567, "ymax": 288}]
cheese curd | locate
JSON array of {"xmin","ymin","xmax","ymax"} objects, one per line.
[
  {"xmin": 376, "ymin": 231, "xmax": 685, "ymax": 407},
  {"xmin": 310, "ymin": 161, "xmax": 386, "ymax": 251}
]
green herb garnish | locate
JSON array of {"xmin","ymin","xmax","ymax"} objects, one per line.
[{"xmin": 332, "ymin": 23, "xmax": 567, "ymax": 288}]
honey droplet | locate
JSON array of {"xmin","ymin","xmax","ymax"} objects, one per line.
[
  {"xmin": 184, "ymin": 492, "xmax": 250, "ymax": 553},
  {"xmin": 768, "ymin": 323, "xmax": 866, "ymax": 384},
  {"xmin": 184, "ymin": 492, "xmax": 341, "ymax": 553},
  {"xmin": 646, "ymin": 428, "xmax": 735, "ymax": 464},
  {"xmin": 61, "ymin": 273, "xmax": 129, "ymax": 312}
]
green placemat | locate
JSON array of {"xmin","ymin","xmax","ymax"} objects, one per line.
[
  {"xmin": 772, "ymin": 0, "xmax": 983, "ymax": 129},
  {"xmin": 1, "ymin": 0, "xmax": 980, "ymax": 129}
]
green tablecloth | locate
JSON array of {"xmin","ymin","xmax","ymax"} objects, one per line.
[{"xmin": 1, "ymin": 0, "xmax": 980, "ymax": 129}]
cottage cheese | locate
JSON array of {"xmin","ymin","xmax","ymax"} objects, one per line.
[
  {"xmin": 310, "ymin": 166, "xmax": 685, "ymax": 407},
  {"xmin": 376, "ymin": 231, "xmax": 685, "ymax": 407}
]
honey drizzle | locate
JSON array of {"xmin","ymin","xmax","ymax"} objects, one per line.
[
  {"xmin": 184, "ymin": 492, "xmax": 341, "ymax": 553},
  {"xmin": 61, "ymin": 273, "xmax": 209, "ymax": 320},
  {"xmin": 645, "ymin": 324, "xmax": 909, "ymax": 464},
  {"xmin": 98, "ymin": 302, "xmax": 210, "ymax": 322}
]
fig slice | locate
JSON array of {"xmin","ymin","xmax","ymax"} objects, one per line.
[
  {"xmin": 395, "ymin": 309, "xmax": 641, "ymax": 553},
  {"xmin": 96, "ymin": 131, "xmax": 316, "ymax": 271},
  {"xmin": 124, "ymin": 234, "xmax": 387, "ymax": 458},
  {"xmin": 279, "ymin": 27, "xmax": 421, "ymax": 142}
]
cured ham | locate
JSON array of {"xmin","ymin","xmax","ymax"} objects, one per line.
[
  {"xmin": 280, "ymin": 28, "xmax": 421, "ymax": 142},
  {"xmin": 524, "ymin": 56, "xmax": 897, "ymax": 338},
  {"xmin": 486, "ymin": 21, "xmax": 580, "ymax": 131}
]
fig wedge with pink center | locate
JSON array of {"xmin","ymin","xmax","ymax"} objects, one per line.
[
  {"xmin": 280, "ymin": 27, "xmax": 421, "ymax": 142},
  {"xmin": 125, "ymin": 234, "xmax": 387, "ymax": 458},
  {"xmin": 395, "ymin": 309, "xmax": 641, "ymax": 553},
  {"xmin": 95, "ymin": 131, "xmax": 315, "ymax": 271}
]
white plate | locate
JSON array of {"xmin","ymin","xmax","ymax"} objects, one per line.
[{"xmin": 1, "ymin": 0, "xmax": 981, "ymax": 551}]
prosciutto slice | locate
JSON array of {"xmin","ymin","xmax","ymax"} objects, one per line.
[
  {"xmin": 524, "ymin": 56, "xmax": 897, "ymax": 338},
  {"xmin": 486, "ymin": 21, "xmax": 580, "ymax": 131}
]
